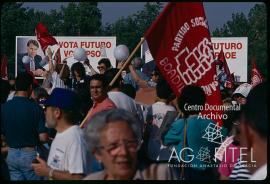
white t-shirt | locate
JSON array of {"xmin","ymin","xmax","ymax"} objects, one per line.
[
  {"xmin": 47, "ymin": 125, "xmax": 91, "ymax": 175},
  {"xmin": 51, "ymin": 71, "xmax": 67, "ymax": 93},
  {"xmin": 146, "ymin": 101, "xmax": 176, "ymax": 161}
]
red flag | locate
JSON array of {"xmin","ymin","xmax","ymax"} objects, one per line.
[
  {"xmin": 1, "ymin": 54, "xmax": 8, "ymax": 80},
  {"xmin": 251, "ymin": 57, "xmax": 263, "ymax": 87},
  {"xmin": 217, "ymin": 49, "xmax": 234, "ymax": 89},
  {"xmin": 145, "ymin": 2, "xmax": 223, "ymax": 125},
  {"xmin": 35, "ymin": 22, "xmax": 61, "ymax": 64},
  {"xmin": 35, "ymin": 22, "xmax": 58, "ymax": 53}
]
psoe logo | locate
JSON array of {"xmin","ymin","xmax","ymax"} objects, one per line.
[{"xmin": 175, "ymin": 38, "xmax": 215, "ymax": 85}]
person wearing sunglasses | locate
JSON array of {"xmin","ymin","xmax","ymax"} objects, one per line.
[
  {"xmin": 84, "ymin": 109, "xmax": 177, "ymax": 180},
  {"xmin": 97, "ymin": 58, "xmax": 112, "ymax": 74}
]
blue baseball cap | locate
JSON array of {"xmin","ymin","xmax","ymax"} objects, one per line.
[{"xmin": 43, "ymin": 88, "xmax": 79, "ymax": 111}]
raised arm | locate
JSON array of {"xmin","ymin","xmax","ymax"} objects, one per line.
[
  {"xmin": 84, "ymin": 59, "xmax": 97, "ymax": 75},
  {"xmin": 128, "ymin": 64, "xmax": 148, "ymax": 88}
]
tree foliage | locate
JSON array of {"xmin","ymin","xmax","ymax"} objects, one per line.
[
  {"xmin": 1, "ymin": 2, "xmax": 102, "ymax": 77},
  {"xmin": 103, "ymin": 2, "xmax": 162, "ymax": 55},
  {"xmin": 212, "ymin": 3, "xmax": 267, "ymax": 80}
]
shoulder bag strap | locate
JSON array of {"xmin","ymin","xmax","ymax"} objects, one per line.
[{"xmin": 180, "ymin": 118, "xmax": 188, "ymax": 179}]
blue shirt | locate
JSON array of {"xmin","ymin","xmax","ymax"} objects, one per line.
[
  {"xmin": 163, "ymin": 116, "xmax": 227, "ymax": 170},
  {"xmin": 1, "ymin": 96, "xmax": 47, "ymax": 148}
]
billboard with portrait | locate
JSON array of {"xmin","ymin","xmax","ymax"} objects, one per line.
[{"xmin": 16, "ymin": 36, "xmax": 116, "ymax": 78}]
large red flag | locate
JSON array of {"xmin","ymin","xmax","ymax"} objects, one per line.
[
  {"xmin": 251, "ymin": 57, "xmax": 263, "ymax": 87},
  {"xmin": 145, "ymin": 2, "xmax": 223, "ymax": 125},
  {"xmin": 35, "ymin": 22, "xmax": 61, "ymax": 64},
  {"xmin": 1, "ymin": 54, "xmax": 8, "ymax": 80}
]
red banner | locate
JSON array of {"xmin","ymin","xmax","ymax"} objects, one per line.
[
  {"xmin": 145, "ymin": 2, "xmax": 223, "ymax": 125},
  {"xmin": 251, "ymin": 57, "xmax": 263, "ymax": 87}
]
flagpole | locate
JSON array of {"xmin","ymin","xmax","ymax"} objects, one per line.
[
  {"xmin": 79, "ymin": 107, "xmax": 93, "ymax": 129},
  {"xmin": 109, "ymin": 37, "xmax": 145, "ymax": 87}
]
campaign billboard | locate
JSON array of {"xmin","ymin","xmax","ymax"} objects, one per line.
[{"xmin": 16, "ymin": 36, "xmax": 116, "ymax": 78}]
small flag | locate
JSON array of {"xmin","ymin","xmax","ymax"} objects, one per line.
[
  {"xmin": 251, "ymin": 57, "xmax": 263, "ymax": 87},
  {"xmin": 35, "ymin": 22, "xmax": 61, "ymax": 64},
  {"xmin": 216, "ymin": 49, "xmax": 234, "ymax": 89}
]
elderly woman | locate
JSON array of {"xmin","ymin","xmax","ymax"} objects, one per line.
[{"xmin": 83, "ymin": 109, "xmax": 177, "ymax": 180}]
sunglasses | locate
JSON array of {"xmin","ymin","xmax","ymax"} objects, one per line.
[{"xmin": 97, "ymin": 66, "xmax": 105, "ymax": 70}]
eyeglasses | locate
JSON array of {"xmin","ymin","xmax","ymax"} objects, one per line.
[{"xmin": 97, "ymin": 139, "xmax": 139, "ymax": 156}]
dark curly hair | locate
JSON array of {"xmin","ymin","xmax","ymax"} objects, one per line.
[{"xmin": 71, "ymin": 62, "xmax": 86, "ymax": 79}]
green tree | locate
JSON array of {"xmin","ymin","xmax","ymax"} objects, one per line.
[
  {"xmin": 103, "ymin": 2, "xmax": 162, "ymax": 54},
  {"xmin": 1, "ymin": 3, "xmax": 29, "ymax": 77},
  {"xmin": 212, "ymin": 3, "xmax": 267, "ymax": 80},
  {"xmin": 59, "ymin": 2, "xmax": 102, "ymax": 36}
]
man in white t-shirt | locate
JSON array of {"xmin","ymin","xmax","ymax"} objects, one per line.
[
  {"xmin": 146, "ymin": 79, "xmax": 176, "ymax": 161},
  {"xmin": 32, "ymin": 88, "xmax": 91, "ymax": 180}
]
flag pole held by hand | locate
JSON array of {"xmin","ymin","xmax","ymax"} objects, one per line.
[
  {"xmin": 79, "ymin": 108, "xmax": 93, "ymax": 129},
  {"xmin": 109, "ymin": 37, "xmax": 145, "ymax": 87}
]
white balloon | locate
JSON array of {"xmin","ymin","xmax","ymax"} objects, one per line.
[
  {"xmin": 22, "ymin": 56, "xmax": 31, "ymax": 64},
  {"xmin": 114, "ymin": 45, "xmax": 129, "ymax": 61},
  {"xmin": 73, "ymin": 48, "xmax": 87, "ymax": 61}
]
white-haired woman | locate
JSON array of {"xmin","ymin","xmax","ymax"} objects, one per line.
[{"xmin": 83, "ymin": 109, "xmax": 177, "ymax": 180}]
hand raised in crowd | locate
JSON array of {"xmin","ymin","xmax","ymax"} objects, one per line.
[
  {"xmin": 33, "ymin": 69, "xmax": 45, "ymax": 76},
  {"xmin": 46, "ymin": 47, "xmax": 53, "ymax": 59},
  {"xmin": 31, "ymin": 156, "xmax": 50, "ymax": 177},
  {"xmin": 42, "ymin": 70, "xmax": 49, "ymax": 78},
  {"xmin": 117, "ymin": 61, "xmax": 124, "ymax": 69}
]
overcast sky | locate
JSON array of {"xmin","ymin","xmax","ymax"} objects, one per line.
[{"xmin": 21, "ymin": 2, "xmax": 262, "ymax": 32}]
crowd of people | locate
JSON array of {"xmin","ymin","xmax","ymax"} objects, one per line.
[{"xmin": 1, "ymin": 53, "xmax": 267, "ymax": 180}]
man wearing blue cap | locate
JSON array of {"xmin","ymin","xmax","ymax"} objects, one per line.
[{"xmin": 32, "ymin": 88, "xmax": 91, "ymax": 180}]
